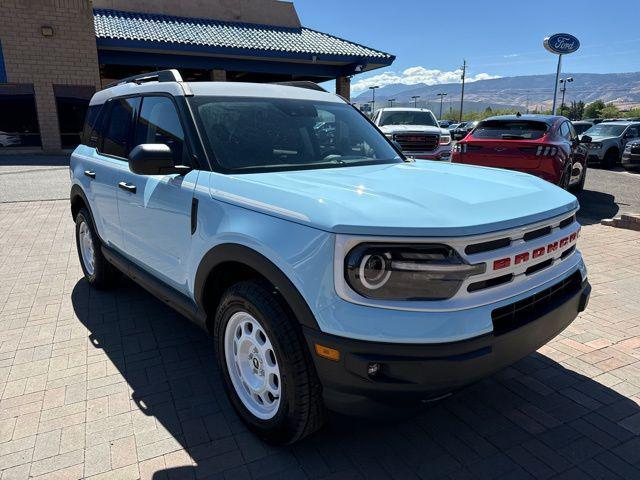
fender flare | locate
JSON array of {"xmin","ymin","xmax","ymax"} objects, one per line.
[
  {"xmin": 70, "ymin": 185, "xmax": 98, "ymax": 232},
  {"xmin": 194, "ymin": 243, "xmax": 320, "ymax": 330}
]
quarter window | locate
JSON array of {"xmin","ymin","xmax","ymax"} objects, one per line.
[
  {"xmin": 559, "ymin": 122, "xmax": 571, "ymax": 140},
  {"xmin": 101, "ymin": 97, "xmax": 139, "ymax": 158},
  {"xmin": 134, "ymin": 96, "xmax": 188, "ymax": 165}
]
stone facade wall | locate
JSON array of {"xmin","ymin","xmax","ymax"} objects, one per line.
[{"xmin": 0, "ymin": 0, "xmax": 101, "ymax": 151}]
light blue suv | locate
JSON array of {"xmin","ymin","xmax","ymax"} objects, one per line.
[{"xmin": 70, "ymin": 70, "xmax": 590, "ymax": 444}]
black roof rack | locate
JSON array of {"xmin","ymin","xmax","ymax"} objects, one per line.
[
  {"xmin": 106, "ymin": 69, "xmax": 183, "ymax": 89},
  {"xmin": 273, "ymin": 81, "xmax": 328, "ymax": 92}
]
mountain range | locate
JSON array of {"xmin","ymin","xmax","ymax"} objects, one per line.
[{"xmin": 353, "ymin": 72, "xmax": 640, "ymax": 113}]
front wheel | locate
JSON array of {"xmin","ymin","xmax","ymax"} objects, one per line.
[
  {"xmin": 214, "ymin": 281, "xmax": 326, "ymax": 444},
  {"xmin": 602, "ymin": 149, "xmax": 618, "ymax": 169}
]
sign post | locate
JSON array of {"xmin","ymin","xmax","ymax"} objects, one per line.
[{"xmin": 543, "ymin": 33, "xmax": 580, "ymax": 115}]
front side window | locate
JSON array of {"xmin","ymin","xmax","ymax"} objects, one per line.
[
  {"xmin": 472, "ymin": 120, "xmax": 548, "ymax": 140},
  {"xmin": 191, "ymin": 97, "xmax": 402, "ymax": 173},
  {"xmin": 378, "ymin": 110, "xmax": 438, "ymax": 127},
  {"xmin": 134, "ymin": 96, "xmax": 188, "ymax": 165},
  {"xmin": 101, "ymin": 97, "xmax": 139, "ymax": 158}
]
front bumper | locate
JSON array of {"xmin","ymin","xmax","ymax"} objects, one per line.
[
  {"xmin": 403, "ymin": 145, "xmax": 451, "ymax": 161},
  {"xmin": 622, "ymin": 151, "xmax": 640, "ymax": 167},
  {"xmin": 304, "ymin": 276, "xmax": 590, "ymax": 417}
]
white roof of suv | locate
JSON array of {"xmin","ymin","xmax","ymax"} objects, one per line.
[{"xmin": 91, "ymin": 79, "xmax": 344, "ymax": 106}]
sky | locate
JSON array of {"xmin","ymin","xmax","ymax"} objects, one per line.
[{"xmin": 294, "ymin": 0, "xmax": 640, "ymax": 95}]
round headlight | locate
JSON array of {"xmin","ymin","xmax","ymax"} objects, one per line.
[{"xmin": 359, "ymin": 253, "xmax": 391, "ymax": 290}]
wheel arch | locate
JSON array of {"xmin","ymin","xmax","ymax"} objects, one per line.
[{"xmin": 194, "ymin": 244, "xmax": 320, "ymax": 333}]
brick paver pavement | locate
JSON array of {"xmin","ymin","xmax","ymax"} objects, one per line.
[{"xmin": 1, "ymin": 200, "xmax": 639, "ymax": 480}]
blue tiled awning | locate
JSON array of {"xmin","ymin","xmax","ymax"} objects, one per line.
[{"xmin": 93, "ymin": 9, "xmax": 394, "ymax": 66}]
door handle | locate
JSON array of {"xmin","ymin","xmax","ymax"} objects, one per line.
[
  {"xmin": 84, "ymin": 170, "xmax": 96, "ymax": 179},
  {"xmin": 118, "ymin": 181, "xmax": 137, "ymax": 194}
]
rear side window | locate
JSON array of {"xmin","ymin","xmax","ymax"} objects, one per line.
[
  {"xmin": 472, "ymin": 120, "xmax": 548, "ymax": 140},
  {"xmin": 101, "ymin": 97, "xmax": 139, "ymax": 158},
  {"xmin": 134, "ymin": 96, "xmax": 188, "ymax": 165},
  {"xmin": 81, "ymin": 104, "xmax": 102, "ymax": 148}
]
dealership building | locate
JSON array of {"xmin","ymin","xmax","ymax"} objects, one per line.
[{"xmin": 0, "ymin": 0, "xmax": 393, "ymax": 152}]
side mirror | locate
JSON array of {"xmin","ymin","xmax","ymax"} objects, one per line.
[
  {"xmin": 580, "ymin": 135, "xmax": 592, "ymax": 144},
  {"xmin": 128, "ymin": 144, "xmax": 190, "ymax": 175}
]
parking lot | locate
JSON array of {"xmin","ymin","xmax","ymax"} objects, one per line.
[
  {"xmin": 0, "ymin": 154, "xmax": 638, "ymax": 479},
  {"xmin": 1, "ymin": 199, "xmax": 640, "ymax": 479}
]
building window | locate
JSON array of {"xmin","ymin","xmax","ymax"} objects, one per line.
[
  {"xmin": 54, "ymin": 85, "xmax": 95, "ymax": 149},
  {"xmin": 0, "ymin": 84, "xmax": 41, "ymax": 148}
]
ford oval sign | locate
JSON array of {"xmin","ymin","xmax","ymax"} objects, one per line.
[{"xmin": 544, "ymin": 33, "xmax": 580, "ymax": 55}]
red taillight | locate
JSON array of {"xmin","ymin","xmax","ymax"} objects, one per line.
[{"xmin": 536, "ymin": 145, "xmax": 558, "ymax": 156}]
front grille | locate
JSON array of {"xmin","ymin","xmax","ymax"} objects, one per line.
[
  {"xmin": 491, "ymin": 271, "xmax": 582, "ymax": 336},
  {"xmin": 523, "ymin": 226, "xmax": 552, "ymax": 241},
  {"xmin": 559, "ymin": 215, "xmax": 575, "ymax": 229},
  {"xmin": 395, "ymin": 133, "xmax": 439, "ymax": 152},
  {"xmin": 465, "ymin": 237, "xmax": 511, "ymax": 255}
]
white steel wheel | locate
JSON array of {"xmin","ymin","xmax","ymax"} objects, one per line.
[
  {"xmin": 224, "ymin": 311, "xmax": 281, "ymax": 420},
  {"xmin": 78, "ymin": 220, "xmax": 96, "ymax": 276}
]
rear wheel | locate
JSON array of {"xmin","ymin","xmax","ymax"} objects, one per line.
[
  {"xmin": 602, "ymin": 148, "xmax": 618, "ymax": 169},
  {"xmin": 559, "ymin": 164, "xmax": 571, "ymax": 190},
  {"xmin": 569, "ymin": 165, "xmax": 587, "ymax": 193},
  {"xmin": 214, "ymin": 281, "xmax": 326, "ymax": 444},
  {"xmin": 75, "ymin": 208, "xmax": 120, "ymax": 289}
]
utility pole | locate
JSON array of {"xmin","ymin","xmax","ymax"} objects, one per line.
[
  {"xmin": 559, "ymin": 77, "xmax": 573, "ymax": 116},
  {"xmin": 459, "ymin": 59, "xmax": 466, "ymax": 122},
  {"xmin": 437, "ymin": 93, "xmax": 447, "ymax": 119},
  {"xmin": 369, "ymin": 85, "xmax": 379, "ymax": 116},
  {"xmin": 388, "ymin": 98, "xmax": 396, "ymax": 107},
  {"xmin": 411, "ymin": 95, "xmax": 420, "ymax": 108}
]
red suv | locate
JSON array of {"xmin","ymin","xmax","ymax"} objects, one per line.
[{"xmin": 451, "ymin": 115, "xmax": 590, "ymax": 192}]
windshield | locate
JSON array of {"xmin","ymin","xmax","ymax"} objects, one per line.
[
  {"xmin": 584, "ymin": 124, "xmax": 627, "ymax": 137},
  {"xmin": 190, "ymin": 97, "xmax": 402, "ymax": 173},
  {"xmin": 472, "ymin": 120, "xmax": 548, "ymax": 140},
  {"xmin": 379, "ymin": 110, "xmax": 438, "ymax": 127},
  {"xmin": 572, "ymin": 123, "xmax": 593, "ymax": 135}
]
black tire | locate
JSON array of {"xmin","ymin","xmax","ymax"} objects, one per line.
[
  {"xmin": 558, "ymin": 163, "xmax": 571, "ymax": 190},
  {"xmin": 74, "ymin": 208, "xmax": 120, "ymax": 289},
  {"xmin": 602, "ymin": 148, "xmax": 618, "ymax": 169},
  {"xmin": 569, "ymin": 164, "xmax": 587, "ymax": 193},
  {"xmin": 214, "ymin": 281, "xmax": 326, "ymax": 444}
]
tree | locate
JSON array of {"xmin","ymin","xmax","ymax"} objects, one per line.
[
  {"xmin": 584, "ymin": 100, "xmax": 606, "ymax": 118},
  {"xmin": 600, "ymin": 103, "xmax": 621, "ymax": 119},
  {"xmin": 623, "ymin": 108, "xmax": 640, "ymax": 119},
  {"xmin": 566, "ymin": 101, "xmax": 584, "ymax": 120}
]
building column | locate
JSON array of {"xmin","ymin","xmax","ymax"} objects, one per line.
[
  {"xmin": 210, "ymin": 69, "xmax": 227, "ymax": 81},
  {"xmin": 336, "ymin": 76, "xmax": 351, "ymax": 101},
  {"xmin": 34, "ymin": 81, "xmax": 62, "ymax": 152}
]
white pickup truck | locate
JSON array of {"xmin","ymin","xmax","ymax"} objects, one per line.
[{"xmin": 372, "ymin": 107, "xmax": 452, "ymax": 160}]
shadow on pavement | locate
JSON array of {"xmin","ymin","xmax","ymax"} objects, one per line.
[
  {"xmin": 72, "ymin": 278, "xmax": 640, "ymax": 479},
  {"xmin": 576, "ymin": 189, "xmax": 619, "ymax": 226}
]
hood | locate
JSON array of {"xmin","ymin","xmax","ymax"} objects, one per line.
[
  {"xmin": 379, "ymin": 124, "xmax": 445, "ymax": 135},
  {"xmin": 208, "ymin": 162, "xmax": 578, "ymax": 237},
  {"xmin": 585, "ymin": 134, "xmax": 617, "ymax": 141}
]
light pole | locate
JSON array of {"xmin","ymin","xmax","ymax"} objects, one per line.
[
  {"xmin": 559, "ymin": 77, "xmax": 573, "ymax": 116},
  {"xmin": 369, "ymin": 85, "xmax": 379, "ymax": 115},
  {"xmin": 388, "ymin": 98, "xmax": 396, "ymax": 107},
  {"xmin": 411, "ymin": 95, "xmax": 420, "ymax": 108},
  {"xmin": 437, "ymin": 93, "xmax": 447, "ymax": 119},
  {"xmin": 459, "ymin": 59, "xmax": 466, "ymax": 122}
]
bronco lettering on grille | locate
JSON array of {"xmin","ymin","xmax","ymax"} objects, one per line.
[{"xmin": 492, "ymin": 228, "xmax": 580, "ymax": 271}]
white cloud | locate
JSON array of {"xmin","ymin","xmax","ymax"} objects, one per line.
[
  {"xmin": 503, "ymin": 53, "xmax": 520, "ymax": 58},
  {"xmin": 351, "ymin": 66, "xmax": 501, "ymax": 94}
]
